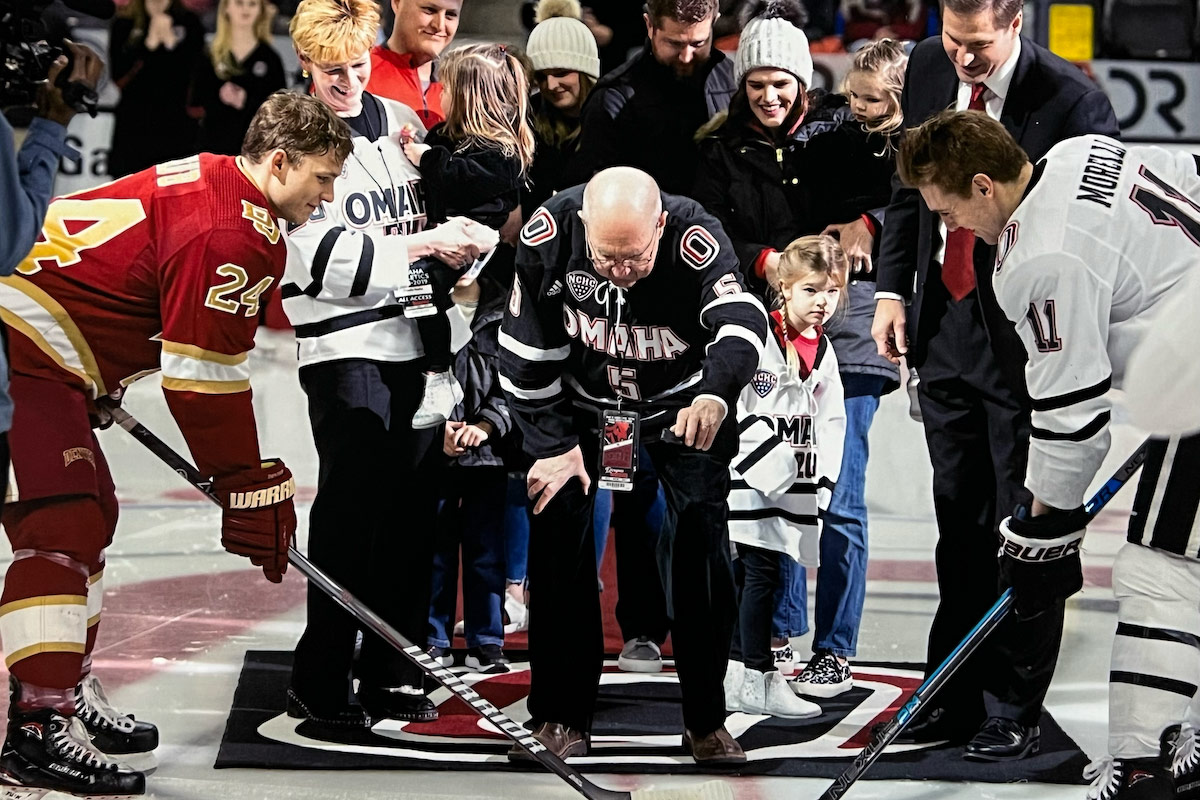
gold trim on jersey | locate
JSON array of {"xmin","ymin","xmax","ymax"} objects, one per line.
[
  {"xmin": 161, "ymin": 377, "xmax": 251, "ymax": 395},
  {"xmin": 160, "ymin": 340, "xmax": 249, "ymax": 366},
  {"xmin": 0, "ymin": 277, "xmax": 107, "ymax": 396},
  {"xmin": 160, "ymin": 340, "xmax": 251, "ymax": 387}
]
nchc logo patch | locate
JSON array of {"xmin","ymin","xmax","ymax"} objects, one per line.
[
  {"xmin": 566, "ymin": 270, "xmax": 598, "ymax": 301},
  {"xmin": 751, "ymin": 369, "xmax": 778, "ymax": 397}
]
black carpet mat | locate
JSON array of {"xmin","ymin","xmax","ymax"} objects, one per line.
[{"xmin": 216, "ymin": 650, "xmax": 1089, "ymax": 783}]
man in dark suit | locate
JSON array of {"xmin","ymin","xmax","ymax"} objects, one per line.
[{"xmin": 870, "ymin": 0, "xmax": 1119, "ymax": 761}]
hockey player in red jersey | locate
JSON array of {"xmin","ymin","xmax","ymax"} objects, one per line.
[{"xmin": 0, "ymin": 91, "xmax": 352, "ymax": 798}]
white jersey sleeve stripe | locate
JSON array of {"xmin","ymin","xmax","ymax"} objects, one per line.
[
  {"xmin": 498, "ymin": 329, "xmax": 570, "ymax": 362},
  {"xmin": 499, "ymin": 374, "xmax": 562, "ymax": 400}
]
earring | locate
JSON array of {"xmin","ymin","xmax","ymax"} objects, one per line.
[{"xmin": 302, "ymin": 68, "xmax": 309, "ymax": 78}]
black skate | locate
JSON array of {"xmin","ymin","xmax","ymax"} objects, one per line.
[
  {"xmin": 1084, "ymin": 727, "xmax": 1178, "ymax": 800},
  {"xmin": 75, "ymin": 676, "xmax": 158, "ymax": 755},
  {"xmin": 0, "ymin": 706, "xmax": 145, "ymax": 798},
  {"xmin": 1171, "ymin": 724, "xmax": 1200, "ymax": 799}
]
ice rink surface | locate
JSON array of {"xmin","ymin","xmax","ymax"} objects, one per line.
[{"xmin": 14, "ymin": 323, "xmax": 1149, "ymax": 800}]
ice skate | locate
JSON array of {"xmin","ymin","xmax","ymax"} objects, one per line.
[{"xmin": 0, "ymin": 706, "xmax": 144, "ymax": 798}]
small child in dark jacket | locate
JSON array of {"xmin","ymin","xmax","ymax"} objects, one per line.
[
  {"xmin": 400, "ymin": 43, "xmax": 535, "ymax": 430},
  {"xmin": 426, "ymin": 272, "xmax": 522, "ymax": 673}
]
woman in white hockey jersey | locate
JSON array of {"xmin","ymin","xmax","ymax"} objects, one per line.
[
  {"xmin": 724, "ymin": 235, "xmax": 848, "ymax": 718},
  {"xmin": 281, "ymin": 0, "xmax": 497, "ymax": 732}
]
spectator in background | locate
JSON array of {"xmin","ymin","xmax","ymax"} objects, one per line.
[
  {"xmin": 190, "ymin": 0, "xmax": 286, "ymax": 156},
  {"xmin": 524, "ymin": 1, "xmax": 600, "ymax": 216},
  {"xmin": 108, "ymin": 0, "xmax": 205, "ymax": 177},
  {"xmin": 841, "ymin": 0, "xmax": 928, "ymax": 50},
  {"xmin": 368, "ymin": 0, "xmax": 462, "ymax": 128},
  {"xmin": 567, "ymin": 0, "xmax": 735, "ymax": 195},
  {"xmin": 580, "ymin": 1, "xmax": 647, "ymax": 73}
]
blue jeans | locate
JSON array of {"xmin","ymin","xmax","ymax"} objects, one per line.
[
  {"xmin": 428, "ymin": 468, "xmax": 508, "ymax": 649},
  {"xmin": 788, "ymin": 374, "xmax": 885, "ymax": 657},
  {"xmin": 503, "ymin": 475, "xmax": 612, "ymax": 584}
]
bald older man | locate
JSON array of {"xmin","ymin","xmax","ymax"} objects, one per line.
[{"xmin": 499, "ymin": 167, "xmax": 768, "ymax": 764}]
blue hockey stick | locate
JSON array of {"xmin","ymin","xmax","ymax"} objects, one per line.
[{"xmin": 819, "ymin": 439, "xmax": 1150, "ymax": 800}]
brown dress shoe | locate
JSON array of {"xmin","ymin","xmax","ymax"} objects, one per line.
[
  {"xmin": 507, "ymin": 722, "xmax": 589, "ymax": 761},
  {"xmin": 684, "ymin": 725, "xmax": 747, "ymax": 764}
]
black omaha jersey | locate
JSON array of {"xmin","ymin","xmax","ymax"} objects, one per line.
[{"xmin": 499, "ymin": 186, "xmax": 768, "ymax": 459}]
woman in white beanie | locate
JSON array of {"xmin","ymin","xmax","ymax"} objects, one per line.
[
  {"xmin": 522, "ymin": 0, "xmax": 601, "ymax": 217},
  {"xmin": 695, "ymin": 0, "xmax": 905, "ymax": 709}
]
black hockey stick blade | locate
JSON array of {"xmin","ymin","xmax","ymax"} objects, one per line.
[
  {"xmin": 110, "ymin": 407, "xmax": 731, "ymax": 800},
  {"xmin": 818, "ymin": 439, "xmax": 1150, "ymax": 800}
]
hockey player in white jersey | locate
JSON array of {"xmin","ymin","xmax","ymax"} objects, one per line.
[{"xmin": 897, "ymin": 109, "xmax": 1200, "ymax": 800}]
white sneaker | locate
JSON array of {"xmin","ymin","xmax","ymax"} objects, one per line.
[
  {"xmin": 412, "ymin": 371, "xmax": 464, "ymax": 429},
  {"xmin": 740, "ymin": 669, "xmax": 822, "ymax": 719},
  {"xmin": 772, "ymin": 641, "xmax": 796, "ymax": 676},
  {"xmin": 502, "ymin": 593, "xmax": 528, "ymax": 634},
  {"xmin": 723, "ymin": 660, "xmax": 745, "ymax": 713}
]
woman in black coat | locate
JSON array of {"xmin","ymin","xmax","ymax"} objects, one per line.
[
  {"xmin": 108, "ymin": 0, "xmax": 204, "ymax": 177},
  {"xmin": 190, "ymin": 0, "xmax": 287, "ymax": 156},
  {"xmin": 694, "ymin": 10, "xmax": 908, "ymax": 698}
]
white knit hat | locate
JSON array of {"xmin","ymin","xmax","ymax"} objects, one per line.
[
  {"xmin": 526, "ymin": 15, "xmax": 600, "ymax": 80},
  {"xmin": 734, "ymin": 3, "xmax": 813, "ymax": 87}
]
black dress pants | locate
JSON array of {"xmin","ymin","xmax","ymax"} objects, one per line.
[
  {"xmin": 526, "ymin": 411, "xmax": 738, "ymax": 737},
  {"xmin": 292, "ymin": 359, "xmax": 438, "ymax": 703},
  {"xmin": 917, "ymin": 293, "xmax": 1065, "ymax": 727}
]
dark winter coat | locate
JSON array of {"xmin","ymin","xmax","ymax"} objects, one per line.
[
  {"xmin": 523, "ymin": 92, "xmax": 581, "ymax": 220},
  {"xmin": 419, "ymin": 125, "xmax": 523, "ymax": 229},
  {"xmin": 567, "ymin": 43, "xmax": 736, "ymax": 195},
  {"xmin": 190, "ymin": 41, "xmax": 286, "ymax": 157},
  {"xmin": 693, "ymin": 90, "xmax": 899, "ymax": 386},
  {"xmin": 447, "ymin": 282, "xmax": 518, "ymax": 469}
]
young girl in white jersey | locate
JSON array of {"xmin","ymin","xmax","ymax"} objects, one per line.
[
  {"xmin": 724, "ymin": 235, "xmax": 848, "ymax": 718},
  {"xmin": 400, "ymin": 43, "xmax": 535, "ymax": 428}
]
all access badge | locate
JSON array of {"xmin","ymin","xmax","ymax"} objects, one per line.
[{"xmin": 751, "ymin": 370, "xmax": 778, "ymax": 398}]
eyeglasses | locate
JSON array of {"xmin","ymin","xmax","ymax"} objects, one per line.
[{"xmin": 584, "ymin": 225, "xmax": 660, "ymax": 271}]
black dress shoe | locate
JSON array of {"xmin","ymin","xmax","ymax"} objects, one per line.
[
  {"xmin": 873, "ymin": 707, "xmax": 980, "ymax": 745},
  {"xmin": 963, "ymin": 717, "xmax": 1040, "ymax": 761},
  {"xmin": 286, "ymin": 687, "xmax": 373, "ymax": 729},
  {"xmin": 357, "ymin": 684, "xmax": 438, "ymax": 722}
]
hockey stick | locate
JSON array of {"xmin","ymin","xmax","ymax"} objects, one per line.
[
  {"xmin": 110, "ymin": 406, "xmax": 731, "ymax": 800},
  {"xmin": 819, "ymin": 439, "xmax": 1151, "ymax": 800}
]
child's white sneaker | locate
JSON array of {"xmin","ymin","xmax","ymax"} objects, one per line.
[{"xmin": 412, "ymin": 371, "xmax": 463, "ymax": 429}]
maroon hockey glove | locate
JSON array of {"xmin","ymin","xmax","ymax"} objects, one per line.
[
  {"xmin": 213, "ymin": 460, "xmax": 296, "ymax": 583},
  {"xmin": 998, "ymin": 503, "xmax": 1090, "ymax": 619}
]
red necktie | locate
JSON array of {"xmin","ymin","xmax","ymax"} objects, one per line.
[{"xmin": 941, "ymin": 83, "xmax": 988, "ymax": 301}]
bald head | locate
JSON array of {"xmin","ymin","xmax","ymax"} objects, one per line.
[{"xmin": 579, "ymin": 168, "xmax": 667, "ymax": 288}]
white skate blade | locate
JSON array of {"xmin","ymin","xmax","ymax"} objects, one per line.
[{"xmin": 0, "ymin": 786, "xmax": 48, "ymax": 800}]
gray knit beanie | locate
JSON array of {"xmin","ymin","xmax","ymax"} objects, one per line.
[
  {"xmin": 734, "ymin": 0, "xmax": 813, "ymax": 87},
  {"xmin": 526, "ymin": 0, "xmax": 600, "ymax": 80}
]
